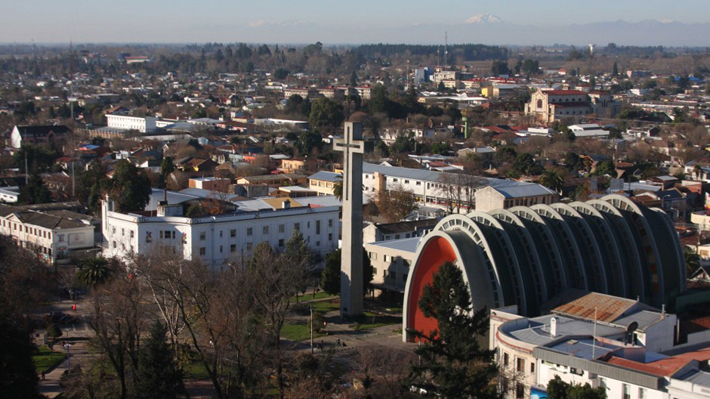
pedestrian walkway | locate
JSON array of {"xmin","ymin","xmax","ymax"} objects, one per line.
[{"xmin": 37, "ymin": 341, "xmax": 90, "ymax": 398}]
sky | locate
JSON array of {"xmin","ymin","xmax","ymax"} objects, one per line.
[{"xmin": 3, "ymin": 0, "xmax": 710, "ymax": 44}]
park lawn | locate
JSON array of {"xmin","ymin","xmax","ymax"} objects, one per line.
[
  {"xmin": 356, "ymin": 313, "xmax": 402, "ymax": 330},
  {"xmin": 183, "ymin": 361, "xmax": 211, "ymax": 380},
  {"xmin": 311, "ymin": 299, "xmax": 340, "ymax": 313},
  {"xmin": 290, "ymin": 291, "xmax": 336, "ymax": 303},
  {"xmin": 33, "ymin": 346, "xmax": 65, "ymax": 373},
  {"xmin": 281, "ymin": 322, "xmax": 324, "ymax": 342}
]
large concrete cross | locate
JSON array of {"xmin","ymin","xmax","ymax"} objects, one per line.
[{"xmin": 334, "ymin": 122, "xmax": 365, "ymax": 318}]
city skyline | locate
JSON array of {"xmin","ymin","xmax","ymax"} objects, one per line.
[{"xmin": 3, "ymin": 0, "xmax": 710, "ymax": 45}]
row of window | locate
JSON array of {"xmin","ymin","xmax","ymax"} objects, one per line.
[{"xmin": 2, "ymin": 220, "xmax": 52, "ymax": 239}]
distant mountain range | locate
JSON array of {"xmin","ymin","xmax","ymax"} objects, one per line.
[
  {"xmin": 353, "ymin": 17, "xmax": 710, "ymax": 47},
  {"xmin": 230, "ymin": 16, "xmax": 710, "ymax": 47}
]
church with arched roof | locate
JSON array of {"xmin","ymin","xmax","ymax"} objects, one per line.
[{"xmin": 403, "ymin": 194, "xmax": 685, "ymax": 342}]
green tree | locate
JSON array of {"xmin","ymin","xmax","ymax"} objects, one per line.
[
  {"xmin": 406, "ymin": 262, "xmax": 499, "ymax": 399},
  {"xmin": 320, "ymin": 250, "xmax": 341, "ymax": 295},
  {"xmin": 547, "ymin": 376, "xmax": 606, "ymax": 399},
  {"xmin": 391, "ymin": 132, "xmax": 416, "ymax": 154},
  {"xmin": 109, "ymin": 160, "xmax": 152, "ymax": 212},
  {"xmin": 160, "ymin": 157, "xmax": 175, "ymax": 180},
  {"xmin": 309, "ymin": 97, "xmax": 344, "ymax": 132},
  {"xmin": 295, "ymin": 131, "xmax": 324, "ymax": 156},
  {"xmin": 46, "ymin": 323, "xmax": 63, "ymax": 341},
  {"xmin": 332, "ymin": 181, "xmax": 343, "ymax": 201},
  {"xmin": 19, "ymin": 172, "xmax": 51, "ymax": 204},
  {"xmin": 0, "ymin": 319, "xmax": 41, "ymax": 399},
  {"xmin": 593, "ymin": 160, "xmax": 617, "ymax": 177},
  {"xmin": 273, "ymin": 68, "xmax": 289, "ymax": 80},
  {"xmin": 79, "ymin": 159, "xmax": 109, "ymax": 213},
  {"xmin": 319, "ymin": 248, "xmax": 373, "ymax": 295},
  {"xmin": 77, "ymin": 257, "xmax": 114, "ymax": 289},
  {"xmin": 539, "ymin": 169, "xmax": 564, "ymax": 194},
  {"xmin": 491, "ymin": 60, "xmax": 511, "ymax": 76},
  {"xmin": 135, "ymin": 321, "xmax": 184, "ymax": 399},
  {"xmin": 612, "ymin": 61, "xmax": 619, "ymax": 76}
]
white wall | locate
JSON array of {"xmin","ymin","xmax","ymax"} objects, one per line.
[{"xmin": 102, "ymin": 202, "xmax": 340, "ymax": 268}]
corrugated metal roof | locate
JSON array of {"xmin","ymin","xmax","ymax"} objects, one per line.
[
  {"xmin": 553, "ymin": 292, "xmax": 641, "ymax": 323},
  {"xmin": 363, "ymin": 162, "xmax": 554, "ymax": 198},
  {"xmin": 308, "ymin": 171, "xmax": 342, "ymax": 182}
]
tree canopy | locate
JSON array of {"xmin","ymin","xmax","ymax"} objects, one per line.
[{"xmin": 406, "ymin": 262, "xmax": 499, "ymax": 399}]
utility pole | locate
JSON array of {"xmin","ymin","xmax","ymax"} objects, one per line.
[
  {"xmin": 444, "ymin": 31, "xmax": 448, "ymax": 67},
  {"xmin": 69, "ymin": 41, "xmax": 74, "ymax": 120}
]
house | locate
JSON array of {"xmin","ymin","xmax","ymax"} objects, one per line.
[
  {"xmin": 308, "ymin": 171, "xmax": 342, "ymax": 196},
  {"xmin": 11, "ymin": 125, "xmax": 71, "ymax": 149},
  {"xmin": 188, "ymin": 177, "xmax": 232, "ymax": 193},
  {"xmin": 280, "ymin": 158, "xmax": 326, "ymax": 174}
]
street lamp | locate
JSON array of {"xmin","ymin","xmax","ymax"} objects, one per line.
[{"xmin": 310, "ymin": 305, "xmax": 314, "ymax": 354}]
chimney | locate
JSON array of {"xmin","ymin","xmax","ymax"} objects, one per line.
[
  {"xmin": 282, "ymin": 199, "xmax": 291, "ymax": 209},
  {"xmin": 550, "ymin": 317, "xmax": 557, "ymax": 337}
]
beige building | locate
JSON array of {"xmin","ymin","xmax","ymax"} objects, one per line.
[
  {"xmin": 308, "ymin": 171, "xmax": 341, "ymax": 196},
  {"xmin": 0, "ymin": 204, "xmax": 95, "ymax": 264},
  {"xmin": 365, "ymin": 237, "xmax": 419, "ymax": 293}
]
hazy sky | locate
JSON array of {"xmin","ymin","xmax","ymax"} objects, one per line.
[{"xmin": 4, "ymin": 0, "xmax": 710, "ymax": 44}]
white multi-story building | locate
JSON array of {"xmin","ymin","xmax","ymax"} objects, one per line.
[
  {"xmin": 362, "ymin": 162, "xmax": 556, "ymax": 212},
  {"xmin": 106, "ymin": 114, "xmax": 157, "ymax": 133},
  {"xmin": 490, "ymin": 291, "xmax": 710, "ymax": 399},
  {"xmin": 0, "ymin": 204, "xmax": 95, "ymax": 264},
  {"xmin": 101, "ymin": 196, "xmax": 340, "ymax": 268}
]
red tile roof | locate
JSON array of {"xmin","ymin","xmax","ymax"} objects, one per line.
[
  {"xmin": 606, "ymin": 347, "xmax": 710, "ymax": 377},
  {"xmin": 544, "ymin": 90, "xmax": 587, "ymax": 95}
]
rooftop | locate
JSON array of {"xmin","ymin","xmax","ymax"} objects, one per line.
[{"xmin": 552, "ymin": 292, "xmax": 655, "ymax": 324}]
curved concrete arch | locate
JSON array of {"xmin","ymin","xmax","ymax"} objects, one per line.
[
  {"xmin": 510, "ymin": 206, "xmax": 567, "ymax": 295},
  {"xmin": 550, "ymin": 203, "xmax": 608, "ymax": 293},
  {"xmin": 468, "ymin": 211, "xmax": 535, "ymax": 314},
  {"xmin": 645, "ymin": 208, "xmax": 685, "ymax": 302},
  {"xmin": 603, "ymin": 194, "xmax": 665, "ymax": 306},
  {"xmin": 490, "ymin": 209, "xmax": 549, "ymax": 306},
  {"xmin": 569, "ymin": 202, "xmax": 627, "ymax": 297},
  {"xmin": 402, "ymin": 230, "xmax": 497, "ymax": 342},
  {"xmin": 587, "ymin": 199, "xmax": 647, "ymax": 301},
  {"xmin": 651, "ymin": 208, "xmax": 686, "ymax": 291},
  {"xmin": 531, "ymin": 204, "xmax": 589, "ymax": 291},
  {"xmin": 432, "ymin": 214, "xmax": 507, "ymax": 305}
]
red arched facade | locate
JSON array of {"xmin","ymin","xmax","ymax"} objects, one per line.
[{"xmin": 406, "ymin": 236, "xmax": 458, "ymax": 341}]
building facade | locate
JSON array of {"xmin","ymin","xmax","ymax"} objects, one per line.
[
  {"xmin": 403, "ymin": 195, "xmax": 685, "ymax": 342},
  {"xmin": 0, "ymin": 204, "xmax": 95, "ymax": 264},
  {"xmin": 101, "ymin": 198, "xmax": 340, "ymax": 268},
  {"xmin": 106, "ymin": 114, "xmax": 157, "ymax": 133}
]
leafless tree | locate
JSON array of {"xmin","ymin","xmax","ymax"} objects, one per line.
[
  {"xmin": 247, "ymin": 242, "xmax": 305, "ymax": 399},
  {"xmin": 87, "ymin": 274, "xmax": 146, "ymax": 399}
]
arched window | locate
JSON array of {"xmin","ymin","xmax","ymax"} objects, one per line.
[{"xmin": 537, "ymin": 99, "xmax": 543, "ymax": 109}]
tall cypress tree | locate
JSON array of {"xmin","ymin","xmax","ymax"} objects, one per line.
[
  {"xmin": 406, "ymin": 262, "xmax": 500, "ymax": 399},
  {"xmin": 135, "ymin": 322, "xmax": 183, "ymax": 399}
]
